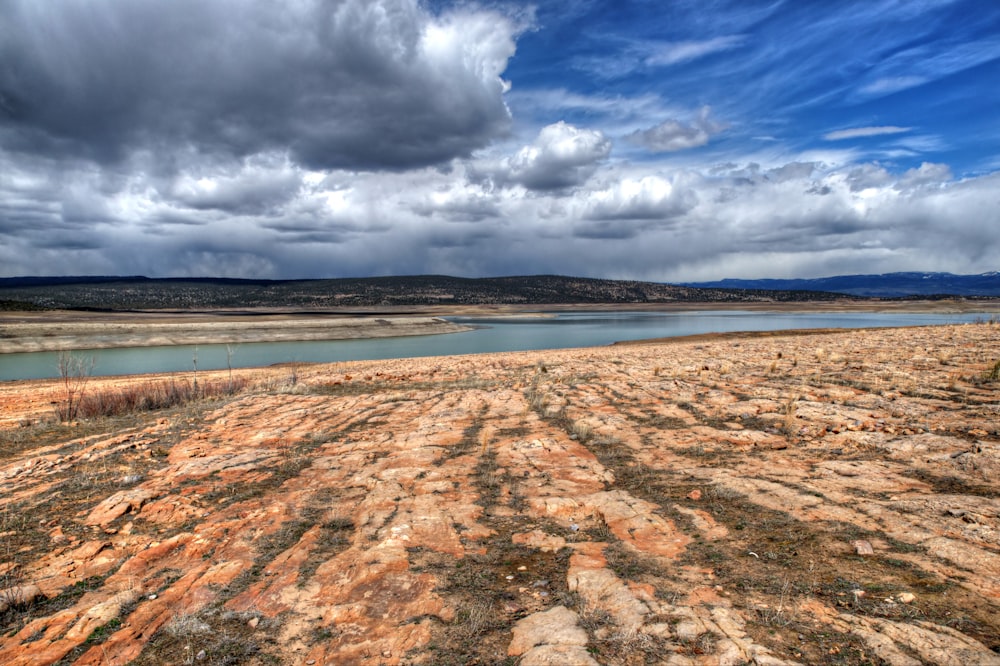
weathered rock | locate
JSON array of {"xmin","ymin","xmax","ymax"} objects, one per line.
[
  {"xmin": 852, "ymin": 539, "xmax": 875, "ymax": 555},
  {"xmin": 1, "ymin": 322, "xmax": 999, "ymax": 664},
  {"xmin": 508, "ymin": 605, "xmax": 594, "ymax": 661},
  {"xmin": 512, "ymin": 529, "xmax": 567, "ymax": 553}
]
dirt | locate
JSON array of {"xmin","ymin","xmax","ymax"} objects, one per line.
[{"xmin": 1, "ymin": 322, "xmax": 1000, "ymax": 664}]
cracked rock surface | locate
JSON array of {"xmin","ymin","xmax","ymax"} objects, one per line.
[{"xmin": 1, "ymin": 323, "xmax": 1000, "ymax": 664}]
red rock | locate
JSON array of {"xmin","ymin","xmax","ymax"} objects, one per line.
[{"xmin": 2, "ymin": 322, "xmax": 999, "ymax": 664}]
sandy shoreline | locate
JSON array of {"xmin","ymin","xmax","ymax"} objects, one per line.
[{"xmin": 0, "ymin": 314, "xmax": 472, "ymax": 354}]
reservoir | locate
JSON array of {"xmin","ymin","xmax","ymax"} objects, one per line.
[{"xmin": 1, "ymin": 310, "xmax": 993, "ymax": 381}]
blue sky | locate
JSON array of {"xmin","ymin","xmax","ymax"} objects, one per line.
[
  {"xmin": 506, "ymin": 0, "xmax": 1000, "ymax": 173},
  {"xmin": 1, "ymin": 0, "xmax": 998, "ymax": 280}
]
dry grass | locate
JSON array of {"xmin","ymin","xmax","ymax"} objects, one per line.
[
  {"xmin": 984, "ymin": 359, "xmax": 1000, "ymax": 383},
  {"xmin": 67, "ymin": 376, "xmax": 251, "ymax": 420}
]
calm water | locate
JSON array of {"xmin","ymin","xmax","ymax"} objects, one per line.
[{"xmin": 1, "ymin": 310, "xmax": 990, "ymax": 381}]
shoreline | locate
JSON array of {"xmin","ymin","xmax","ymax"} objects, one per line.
[
  {"xmin": 0, "ymin": 315, "xmax": 472, "ymax": 354},
  {"xmin": 1, "ymin": 298, "xmax": 997, "ymax": 357}
]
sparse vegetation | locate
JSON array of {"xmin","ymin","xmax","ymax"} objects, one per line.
[
  {"xmin": 71, "ymin": 376, "xmax": 251, "ymax": 419},
  {"xmin": 0, "ymin": 274, "xmax": 855, "ymax": 309},
  {"xmin": 55, "ymin": 351, "xmax": 95, "ymax": 421},
  {"xmin": 984, "ymin": 358, "xmax": 1000, "ymax": 383}
]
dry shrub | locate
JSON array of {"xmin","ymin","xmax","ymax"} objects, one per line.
[
  {"xmin": 985, "ymin": 359, "xmax": 1000, "ymax": 383},
  {"xmin": 73, "ymin": 376, "xmax": 251, "ymax": 419}
]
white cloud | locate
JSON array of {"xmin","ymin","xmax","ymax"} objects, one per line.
[
  {"xmin": 898, "ymin": 162, "xmax": 952, "ymax": 187},
  {"xmin": 580, "ymin": 175, "xmax": 695, "ymax": 222},
  {"xmin": 1, "ymin": 142, "xmax": 998, "ymax": 280},
  {"xmin": 857, "ymin": 76, "xmax": 928, "ymax": 96},
  {"xmin": 169, "ymin": 155, "xmax": 302, "ymax": 214},
  {"xmin": 627, "ymin": 106, "xmax": 726, "ymax": 152},
  {"xmin": 645, "ymin": 35, "xmax": 746, "ymax": 67},
  {"xmin": 824, "ymin": 126, "xmax": 912, "ymax": 141},
  {"xmin": 856, "ymin": 36, "xmax": 1000, "ymax": 100},
  {"xmin": 472, "ymin": 122, "xmax": 612, "ymax": 191}
]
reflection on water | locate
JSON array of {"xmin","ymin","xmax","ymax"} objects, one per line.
[{"xmin": 0, "ymin": 310, "xmax": 988, "ymax": 381}]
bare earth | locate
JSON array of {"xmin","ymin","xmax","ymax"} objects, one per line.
[{"xmin": 2, "ymin": 322, "xmax": 1000, "ymax": 665}]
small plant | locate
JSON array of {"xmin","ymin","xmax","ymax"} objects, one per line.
[
  {"xmin": 55, "ymin": 351, "xmax": 95, "ymax": 421},
  {"xmin": 782, "ymin": 397, "xmax": 799, "ymax": 437},
  {"xmin": 225, "ymin": 343, "xmax": 238, "ymax": 391},
  {"xmin": 571, "ymin": 420, "xmax": 593, "ymax": 443},
  {"xmin": 985, "ymin": 359, "xmax": 1000, "ymax": 383},
  {"xmin": 86, "ymin": 617, "xmax": 122, "ymax": 643}
]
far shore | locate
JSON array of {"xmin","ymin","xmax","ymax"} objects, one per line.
[
  {"xmin": 1, "ymin": 299, "xmax": 998, "ymax": 355},
  {"xmin": 0, "ymin": 313, "xmax": 472, "ymax": 354}
]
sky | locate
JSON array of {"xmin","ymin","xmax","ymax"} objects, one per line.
[{"xmin": 2, "ymin": 0, "xmax": 999, "ymax": 281}]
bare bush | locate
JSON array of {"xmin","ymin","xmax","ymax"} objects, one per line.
[{"xmin": 56, "ymin": 351, "xmax": 95, "ymax": 421}]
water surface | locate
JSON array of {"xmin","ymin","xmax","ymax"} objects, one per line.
[{"xmin": 1, "ymin": 310, "xmax": 988, "ymax": 381}]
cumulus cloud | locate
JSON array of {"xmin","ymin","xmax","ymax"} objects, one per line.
[
  {"xmin": 472, "ymin": 121, "xmax": 612, "ymax": 190},
  {"xmin": 898, "ymin": 162, "xmax": 952, "ymax": 187},
  {"xmin": 0, "ymin": 148, "xmax": 998, "ymax": 280},
  {"xmin": 0, "ymin": 0, "xmax": 520, "ymax": 171},
  {"xmin": 411, "ymin": 184, "xmax": 501, "ymax": 221},
  {"xmin": 627, "ymin": 107, "xmax": 726, "ymax": 152},
  {"xmin": 581, "ymin": 176, "xmax": 695, "ymax": 222}
]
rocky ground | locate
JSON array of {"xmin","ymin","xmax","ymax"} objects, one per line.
[{"xmin": 1, "ymin": 323, "xmax": 999, "ymax": 665}]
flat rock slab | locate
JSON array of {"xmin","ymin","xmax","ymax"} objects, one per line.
[{"xmin": 1, "ymin": 323, "xmax": 999, "ymax": 664}]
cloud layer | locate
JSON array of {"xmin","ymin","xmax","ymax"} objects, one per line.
[
  {"xmin": 1, "ymin": 0, "xmax": 998, "ymax": 281},
  {"xmin": 0, "ymin": 0, "xmax": 519, "ymax": 170}
]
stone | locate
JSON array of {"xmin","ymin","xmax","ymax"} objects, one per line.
[
  {"xmin": 508, "ymin": 605, "xmax": 591, "ymax": 657},
  {"xmin": 852, "ymin": 539, "xmax": 875, "ymax": 556}
]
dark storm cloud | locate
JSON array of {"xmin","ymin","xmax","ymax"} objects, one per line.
[
  {"xmin": 33, "ymin": 236, "xmax": 103, "ymax": 251},
  {"xmin": 572, "ymin": 221, "xmax": 643, "ymax": 240},
  {"xmin": 260, "ymin": 218, "xmax": 371, "ymax": 245},
  {"xmin": 411, "ymin": 197, "xmax": 501, "ymax": 221},
  {"xmin": 0, "ymin": 0, "xmax": 519, "ymax": 171}
]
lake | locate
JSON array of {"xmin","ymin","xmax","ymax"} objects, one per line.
[{"xmin": 1, "ymin": 310, "xmax": 992, "ymax": 381}]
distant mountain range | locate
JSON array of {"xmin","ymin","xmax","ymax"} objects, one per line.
[{"xmin": 681, "ymin": 272, "xmax": 1000, "ymax": 298}]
